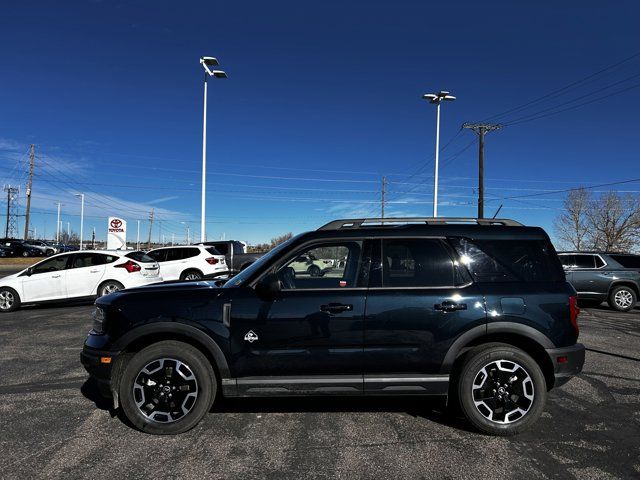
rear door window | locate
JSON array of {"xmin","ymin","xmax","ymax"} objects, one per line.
[
  {"xmin": 182, "ymin": 247, "xmax": 200, "ymax": 259},
  {"xmin": 450, "ymin": 237, "xmax": 564, "ymax": 283},
  {"xmin": 573, "ymin": 254, "xmax": 595, "ymax": 269},
  {"xmin": 381, "ymin": 239, "xmax": 466, "ymax": 287},
  {"xmin": 147, "ymin": 249, "xmax": 168, "ymax": 262}
]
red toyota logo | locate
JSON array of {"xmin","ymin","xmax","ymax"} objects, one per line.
[{"xmin": 110, "ymin": 219, "xmax": 123, "ymax": 229}]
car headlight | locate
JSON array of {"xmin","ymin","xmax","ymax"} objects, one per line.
[{"xmin": 92, "ymin": 307, "xmax": 106, "ymax": 334}]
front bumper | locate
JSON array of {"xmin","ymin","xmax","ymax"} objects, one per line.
[
  {"xmin": 81, "ymin": 335, "xmax": 119, "ymax": 398},
  {"xmin": 546, "ymin": 343, "xmax": 585, "ymax": 387}
]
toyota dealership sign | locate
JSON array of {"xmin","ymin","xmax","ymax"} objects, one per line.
[{"xmin": 107, "ymin": 217, "xmax": 127, "ymax": 250}]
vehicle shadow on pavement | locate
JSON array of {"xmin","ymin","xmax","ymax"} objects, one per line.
[
  {"xmin": 80, "ymin": 378, "xmax": 118, "ymax": 416},
  {"xmin": 212, "ymin": 395, "xmax": 475, "ymax": 433},
  {"xmin": 80, "ymin": 378, "xmax": 475, "ymax": 433}
]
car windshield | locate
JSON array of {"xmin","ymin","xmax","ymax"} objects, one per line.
[{"xmin": 223, "ymin": 236, "xmax": 299, "ymax": 288}]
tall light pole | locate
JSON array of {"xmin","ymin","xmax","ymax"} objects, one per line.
[
  {"xmin": 136, "ymin": 220, "xmax": 140, "ymax": 250},
  {"xmin": 199, "ymin": 56, "xmax": 227, "ymax": 243},
  {"xmin": 422, "ymin": 90, "xmax": 456, "ymax": 217},
  {"xmin": 55, "ymin": 202, "xmax": 61, "ymax": 244},
  {"xmin": 75, "ymin": 193, "xmax": 85, "ymax": 250}
]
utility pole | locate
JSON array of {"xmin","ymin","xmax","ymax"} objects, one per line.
[
  {"xmin": 92, "ymin": 227, "xmax": 96, "ymax": 249},
  {"xmin": 147, "ymin": 209, "xmax": 154, "ymax": 249},
  {"xmin": 462, "ymin": 123, "xmax": 501, "ymax": 218},
  {"xmin": 136, "ymin": 220, "xmax": 140, "ymax": 250},
  {"xmin": 381, "ymin": 176, "xmax": 387, "ymax": 218},
  {"xmin": 23, "ymin": 144, "xmax": 35, "ymax": 240}
]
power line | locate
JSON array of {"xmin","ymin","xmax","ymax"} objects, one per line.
[{"xmin": 482, "ymin": 51, "xmax": 640, "ymax": 122}]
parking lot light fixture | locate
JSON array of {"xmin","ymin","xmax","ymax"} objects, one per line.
[
  {"xmin": 422, "ymin": 90, "xmax": 456, "ymax": 217},
  {"xmin": 199, "ymin": 56, "xmax": 227, "ymax": 243},
  {"xmin": 75, "ymin": 193, "xmax": 85, "ymax": 250}
]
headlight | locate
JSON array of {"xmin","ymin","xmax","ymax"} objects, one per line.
[{"xmin": 92, "ymin": 307, "xmax": 106, "ymax": 334}]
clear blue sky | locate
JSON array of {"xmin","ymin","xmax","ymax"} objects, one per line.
[{"xmin": 1, "ymin": 0, "xmax": 639, "ymax": 244}]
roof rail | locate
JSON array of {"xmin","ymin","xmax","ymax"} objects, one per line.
[{"xmin": 318, "ymin": 217, "xmax": 524, "ymax": 230}]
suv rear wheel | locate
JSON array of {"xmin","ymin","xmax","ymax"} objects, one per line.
[
  {"xmin": 457, "ymin": 343, "xmax": 546, "ymax": 436},
  {"xmin": 119, "ymin": 340, "xmax": 216, "ymax": 435},
  {"xmin": 608, "ymin": 286, "xmax": 637, "ymax": 312}
]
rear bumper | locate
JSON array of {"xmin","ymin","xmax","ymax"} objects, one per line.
[{"xmin": 546, "ymin": 343, "xmax": 585, "ymax": 387}]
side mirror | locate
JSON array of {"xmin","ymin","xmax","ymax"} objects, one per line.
[
  {"xmin": 23, "ymin": 267, "xmax": 33, "ymax": 277},
  {"xmin": 255, "ymin": 273, "xmax": 281, "ymax": 300}
]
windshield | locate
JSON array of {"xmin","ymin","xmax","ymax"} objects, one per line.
[{"xmin": 223, "ymin": 236, "xmax": 299, "ymax": 288}]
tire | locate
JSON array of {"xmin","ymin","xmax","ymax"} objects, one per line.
[
  {"xmin": 457, "ymin": 343, "xmax": 547, "ymax": 436},
  {"xmin": 307, "ymin": 265, "xmax": 321, "ymax": 277},
  {"xmin": 118, "ymin": 340, "xmax": 216, "ymax": 435},
  {"xmin": 608, "ymin": 286, "xmax": 637, "ymax": 312},
  {"xmin": 0, "ymin": 287, "xmax": 20, "ymax": 313},
  {"xmin": 22, "ymin": 251, "xmax": 29, "ymax": 257},
  {"xmin": 98, "ymin": 280, "xmax": 124, "ymax": 297},
  {"xmin": 46, "ymin": 249, "xmax": 54, "ymax": 256},
  {"xmin": 180, "ymin": 270, "xmax": 203, "ymax": 281}
]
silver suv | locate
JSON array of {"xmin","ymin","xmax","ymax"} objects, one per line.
[{"xmin": 558, "ymin": 252, "xmax": 640, "ymax": 311}]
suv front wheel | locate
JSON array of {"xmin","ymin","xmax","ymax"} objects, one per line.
[
  {"xmin": 119, "ymin": 340, "xmax": 217, "ymax": 435},
  {"xmin": 457, "ymin": 343, "xmax": 547, "ymax": 436},
  {"xmin": 608, "ymin": 286, "xmax": 637, "ymax": 312}
]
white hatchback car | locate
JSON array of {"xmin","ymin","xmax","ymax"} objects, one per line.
[
  {"xmin": 0, "ymin": 250, "xmax": 162, "ymax": 312},
  {"xmin": 146, "ymin": 245, "xmax": 227, "ymax": 281}
]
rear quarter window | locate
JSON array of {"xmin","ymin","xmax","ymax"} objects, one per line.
[
  {"xmin": 450, "ymin": 237, "xmax": 564, "ymax": 283},
  {"xmin": 610, "ymin": 255, "xmax": 640, "ymax": 269}
]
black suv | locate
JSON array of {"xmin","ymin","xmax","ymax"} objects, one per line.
[
  {"xmin": 558, "ymin": 252, "xmax": 640, "ymax": 312},
  {"xmin": 81, "ymin": 217, "xmax": 584, "ymax": 436}
]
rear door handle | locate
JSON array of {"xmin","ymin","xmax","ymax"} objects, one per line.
[
  {"xmin": 51, "ymin": 274, "xmax": 61, "ymax": 278},
  {"xmin": 320, "ymin": 303, "xmax": 353, "ymax": 314},
  {"xmin": 90, "ymin": 269, "xmax": 100, "ymax": 273},
  {"xmin": 435, "ymin": 301, "xmax": 467, "ymax": 312}
]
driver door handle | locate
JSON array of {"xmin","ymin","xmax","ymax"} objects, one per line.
[
  {"xmin": 434, "ymin": 301, "xmax": 467, "ymax": 312},
  {"xmin": 51, "ymin": 274, "xmax": 61, "ymax": 278},
  {"xmin": 320, "ymin": 303, "xmax": 353, "ymax": 314}
]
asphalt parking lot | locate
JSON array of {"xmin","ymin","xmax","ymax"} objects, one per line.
[{"xmin": 1, "ymin": 303, "xmax": 639, "ymax": 480}]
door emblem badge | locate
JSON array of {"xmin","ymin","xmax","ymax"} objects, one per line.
[{"xmin": 244, "ymin": 330, "xmax": 259, "ymax": 343}]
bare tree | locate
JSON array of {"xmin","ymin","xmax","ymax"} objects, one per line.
[
  {"xmin": 585, "ymin": 192, "xmax": 640, "ymax": 252},
  {"xmin": 554, "ymin": 188, "xmax": 590, "ymax": 250},
  {"xmin": 269, "ymin": 232, "xmax": 293, "ymax": 249}
]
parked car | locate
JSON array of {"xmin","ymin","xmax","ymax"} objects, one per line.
[
  {"xmin": 288, "ymin": 252, "xmax": 332, "ymax": 276},
  {"xmin": 146, "ymin": 245, "xmax": 228, "ymax": 281},
  {"xmin": 82, "ymin": 217, "xmax": 584, "ymax": 436},
  {"xmin": 0, "ymin": 250, "xmax": 163, "ymax": 312},
  {"xmin": 3, "ymin": 240, "xmax": 41, "ymax": 257},
  {"xmin": 558, "ymin": 252, "xmax": 640, "ymax": 311},
  {"xmin": 55, "ymin": 244, "xmax": 79, "ymax": 253},
  {"xmin": 199, "ymin": 240, "xmax": 263, "ymax": 275},
  {"xmin": 25, "ymin": 240, "xmax": 57, "ymax": 256}
]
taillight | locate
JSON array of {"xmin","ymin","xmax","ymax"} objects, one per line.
[
  {"xmin": 115, "ymin": 260, "xmax": 141, "ymax": 273},
  {"xmin": 205, "ymin": 257, "xmax": 219, "ymax": 265},
  {"xmin": 569, "ymin": 295, "xmax": 580, "ymax": 334}
]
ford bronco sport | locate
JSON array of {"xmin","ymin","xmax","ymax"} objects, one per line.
[{"xmin": 81, "ymin": 217, "xmax": 584, "ymax": 436}]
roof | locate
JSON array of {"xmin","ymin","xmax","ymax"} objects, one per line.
[{"xmin": 290, "ymin": 217, "xmax": 549, "ymax": 242}]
